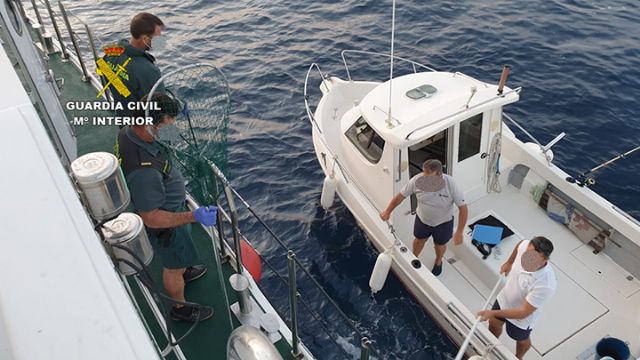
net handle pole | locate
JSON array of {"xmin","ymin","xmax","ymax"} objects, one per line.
[{"xmin": 454, "ymin": 276, "xmax": 503, "ymax": 360}]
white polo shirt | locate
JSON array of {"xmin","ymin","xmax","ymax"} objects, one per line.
[{"xmin": 496, "ymin": 240, "xmax": 557, "ymax": 330}]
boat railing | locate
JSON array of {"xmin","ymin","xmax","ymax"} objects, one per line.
[
  {"xmin": 341, "ymin": 49, "xmax": 438, "ymax": 82},
  {"xmin": 304, "ymin": 63, "xmax": 405, "ymax": 247},
  {"xmin": 502, "ymin": 112, "xmax": 566, "ymax": 165},
  {"xmin": 201, "ymin": 158, "xmax": 384, "ymax": 359},
  {"xmin": 404, "ymin": 86, "xmax": 523, "ymax": 141},
  {"xmin": 303, "ymin": 63, "xmax": 329, "ymax": 135},
  {"xmin": 20, "ymin": 0, "xmax": 109, "ymax": 98}
]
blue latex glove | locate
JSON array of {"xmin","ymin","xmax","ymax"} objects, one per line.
[{"xmin": 193, "ymin": 206, "xmax": 217, "ymax": 226}]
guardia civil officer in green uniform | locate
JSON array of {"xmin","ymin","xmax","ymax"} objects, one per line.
[
  {"xmin": 104, "ymin": 12, "xmax": 166, "ymax": 117},
  {"xmin": 115, "ymin": 93, "xmax": 216, "ymax": 322}
]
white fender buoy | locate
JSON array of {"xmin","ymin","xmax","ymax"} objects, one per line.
[
  {"xmin": 369, "ymin": 251, "xmax": 392, "ymax": 293},
  {"xmin": 320, "ymin": 175, "xmax": 337, "ymax": 209},
  {"xmin": 468, "ymin": 356, "xmax": 484, "ymax": 360}
]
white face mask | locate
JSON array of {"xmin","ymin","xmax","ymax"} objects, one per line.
[
  {"xmin": 156, "ymin": 123, "xmax": 180, "ymax": 142},
  {"xmin": 149, "ymin": 36, "xmax": 167, "ymax": 52}
]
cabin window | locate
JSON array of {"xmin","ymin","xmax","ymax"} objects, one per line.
[
  {"xmin": 458, "ymin": 113, "xmax": 483, "ymax": 162},
  {"xmin": 345, "ymin": 116, "xmax": 385, "ymax": 164}
]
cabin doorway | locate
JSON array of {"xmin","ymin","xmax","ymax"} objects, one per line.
[
  {"xmin": 408, "ymin": 128, "xmax": 449, "ymax": 178},
  {"xmin": 407, "ymin": 128, "xmax": 451, "ymax": 212}
]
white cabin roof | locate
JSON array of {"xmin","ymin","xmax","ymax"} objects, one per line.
[{"xmin": 358, "ymin": 71, "xmax": 520, "ymax": 146}]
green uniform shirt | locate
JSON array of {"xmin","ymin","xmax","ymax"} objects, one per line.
[
  {"xmin": 123, "ymin": 128, "xmax": 185, "ymax": 212},
  {"xmin": 102, "ymin": 39, "xmax": 163, "ymax": 115}
]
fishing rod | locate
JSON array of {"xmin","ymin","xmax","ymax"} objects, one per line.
[{"xmin": 566, "ymin": 145, "xmax": 640, "ymax": 187}]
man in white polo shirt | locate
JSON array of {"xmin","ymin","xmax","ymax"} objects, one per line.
[{"xmin": 478, "ymin": 236, "xmax": 557, "ymax": 359}]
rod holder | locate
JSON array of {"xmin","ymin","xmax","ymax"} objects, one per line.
[
  {"xmin": 497, "ymin": 65, "xmax": 510, "ymax": 95},
  {"xmin": 288, "ymin": 251, "xmax": 302, "ymax": 358},
  {"xmin": 360, "ymin": 337, "xmax": 371, "ymax": 360},
  {"xmin": 229, "ymin": 273, "xmax": 252, "ymax": 315},
  {"xmin": 542, "ymin": 132, "xmax": 566, "ymax": 153}
]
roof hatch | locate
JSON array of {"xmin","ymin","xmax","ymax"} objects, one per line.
[{"xmin": 406, "ymin": 84, "xmax": 437, "ymax": 100}]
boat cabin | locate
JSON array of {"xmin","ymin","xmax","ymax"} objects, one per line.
[{"xmin": 339, "ymin": 71, "xmax": 519, "ymax": 223}]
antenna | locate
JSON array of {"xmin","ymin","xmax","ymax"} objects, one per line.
[{"xmin": 386, "ymin": 0, "xmax": 397, "ymax": 129}]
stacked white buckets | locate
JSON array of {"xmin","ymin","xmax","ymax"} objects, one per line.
[{"xmin": 71, "ymin": 152, "xmax": 153, "ymax": 275}]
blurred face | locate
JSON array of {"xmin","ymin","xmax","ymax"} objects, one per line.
[
  {"xmin": 521, "ymin": 244, "xmax": 547, "ymax": 272},
  {"xmin": 151, "ymin": 115, "xmax": 180, "ymax": 142}
]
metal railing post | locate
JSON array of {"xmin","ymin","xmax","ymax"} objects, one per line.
[
  {"xmin": 360, "ymin": 337, "xmax": 371, "ymax": 360},
  {"xmin": 28, "ymin": 0, "xmax": 45, "ymax": 29},
  {"xmin": 229, "ymin": 273, "xmax": 252, "ymax": 315},
  {"xmin": 28, "ymin": 0, "xmax": 48, "ymax": 50},
  {"xmin": 43, "ymin": 0, "xmax": 68, "ymax": 59},
  {"xmin": 214, "ymin": 201, "xmax": 228, "ymax": 261},
  {"xmin": 58, "ymin": 1, "xmax": 89, "ymax": 81},
  {"xmin": 84, "ymin": 23, "xmax": 108, "ymax": 94},
  {"xmin": 206, "ymin": 216, "xmax": 235, "ymax": 332},
  {"xmin": 288, "ymin": 251, "xmax": 301, "ymax": 358},
  {"xmin": 223, "ymin": 185, "xmax": 244, "ymax": 275}
]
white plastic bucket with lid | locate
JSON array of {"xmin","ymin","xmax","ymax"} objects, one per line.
[
  {"xmin": 102, "ymin": 213, "xmax": 153, "ymax": 276},
  {"xmin": 71, "ymin": 152, "xmax": 130, "ymax": 220}
]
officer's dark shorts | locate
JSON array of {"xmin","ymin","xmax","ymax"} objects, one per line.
[
  {"xmin": 492, "ymin": 300, "xmax": 533, "ymax": 341},
  {"xmin": 413, "ymin": 217, "xmax": 454, "ymax": 245},
  {"xmin": 147, "ymin": 223, "xmax": 200, "ymax": 269}
]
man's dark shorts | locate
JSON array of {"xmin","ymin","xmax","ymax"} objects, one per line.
[
  {"xmin": 491, "ymin": 300, "xmax": 533, "ymax": 341},
  {"xmin": 148, "ymin": 223, "xmax": 200, "ymax": 269},
  {"xmin": 413, "ymin": 217, "xmax": 453, "ymax": 245}
]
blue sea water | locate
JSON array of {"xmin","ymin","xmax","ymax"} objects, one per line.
[{"xmin": 67, "ymin": 1, "xmax": 639, "ymax": 358}]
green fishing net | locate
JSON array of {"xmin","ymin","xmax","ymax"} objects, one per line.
[{"xmin": 146, "ymin": 64, "xmax": 231, "ymax": 204}]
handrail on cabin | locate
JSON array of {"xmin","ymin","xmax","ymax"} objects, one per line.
[{"xmin": 341, "ymin": 49, "xmax": 438, "ymax": 81}]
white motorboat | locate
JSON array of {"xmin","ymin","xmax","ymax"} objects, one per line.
[{"xmin": 305, "ymin": 49, "xmax": 640, "ymax": 360}]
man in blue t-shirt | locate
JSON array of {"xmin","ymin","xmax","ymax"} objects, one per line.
[{"xmin": 381, "ymin": 159, "xmax": 468, "ymax": 276}]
